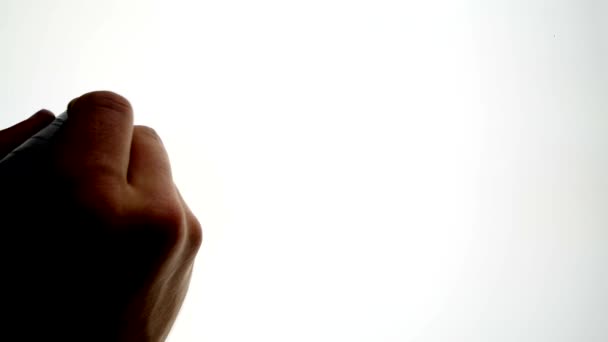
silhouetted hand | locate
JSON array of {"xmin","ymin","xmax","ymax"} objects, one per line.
[{"xmin": 0, "ymin": 91, "xmax": 202, "ymax": 341}]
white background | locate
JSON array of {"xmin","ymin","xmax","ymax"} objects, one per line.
[{"xmin": 1, "ymin": 1, "xmax": 607, "ymax": 341}]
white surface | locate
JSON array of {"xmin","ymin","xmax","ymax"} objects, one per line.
[{"xmin": 0, "ymin": 1, "xmax": 606, "ymax": 341}]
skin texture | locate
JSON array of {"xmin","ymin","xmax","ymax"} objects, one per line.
[{"xmin": 0, "ymin": 91, "xmax": 202, "ymax": 341}]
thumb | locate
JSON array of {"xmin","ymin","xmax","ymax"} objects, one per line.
[{"xmin": 0, "ymin": 109, "xmax": 56, "ymax": 160}]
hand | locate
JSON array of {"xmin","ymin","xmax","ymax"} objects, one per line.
[{"xmin": 0, "ymin": 91, "xmax": 202, "ymax": 341}]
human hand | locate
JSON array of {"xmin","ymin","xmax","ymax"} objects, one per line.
[{"xmin": 0, "ymin": 91, "xmax": 202, "ymax": 341}]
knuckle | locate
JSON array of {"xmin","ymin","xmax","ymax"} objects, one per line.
[
  {"xmin": 72, "ymin": 91, "xmax": 133, "ymax": 116},
  {"xmin": 188, "ymin": 214, "xmax": 203, "ymax": 253}
]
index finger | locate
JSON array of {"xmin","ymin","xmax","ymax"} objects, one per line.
[{"xmin": 54, "ymin": 91, "xmax": 134, "ymax": 183}]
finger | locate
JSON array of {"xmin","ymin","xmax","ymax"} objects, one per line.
[
  {"xmin": 0, "ymin": 109, "xmax": 55, "ymax": 160},
  {"xmin": 129, "ymin": 127, "xmax": 202, "ymax": 256},
  {"xmin": 128, "ymin": 125, "xmax": 173, "ymax": 192},
  {"xmin": 54, "ymin": 91, "xmax": 134, "ymax": 182},
  {"xmin": 128, "ymin": 125, "xmax": 186, "ymax": 241}
]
